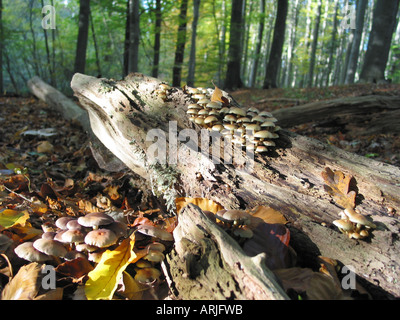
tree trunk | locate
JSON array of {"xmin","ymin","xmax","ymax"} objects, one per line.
[
  {"xmin": 263, "ymin": 0, "xmax": 288, "ymax": 89},
  {"xmin": 0, "ymin": 0, "xmax": 3, "ymax": 94},
  {"xmin": 74, "ymin": 0, "xmax": 90, "ymax": 74},
  {"xmin": 152, "ymin": 0, "xmax": 162, "ymax": 78},
  {"xmin": 359, "ymin": 0, "xmax": 400, "ymax": 83},
  {"xmin": 248, "ymin": 0, "xmax": 265, "ymax": 88},
  {"xmin": 187, "ymin": 0, "xmax": 200, "ymax": 87},
  {"xmin": 224, "ymin": 0, "xmax": 244, "ymax": 90},
  {"xmin": 70, "ymin": 73, "xmax": 400, "ymax": 299},
  {"xmin": 172, "ymin": 0, "xmax": 189, "ymax": 87},
  {"xmin": 325, "ymin": 0, "xmax": 339, "ymax": 87},
  {"xmin": 128, "ymin": 0, "xmax": 140, "ymax": 73},
  {"xmin": 89, "ymin": 10, "xmax": 102, "ymax": 77},
  {"xmin": 307, "ymin": 0, "xmax": 322, "ymax": 88},
  {"xmin": 345, "ymin": 0, "xmax": 368, "ymax": 84}
]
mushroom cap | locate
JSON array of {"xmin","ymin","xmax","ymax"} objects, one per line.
[
  {"xmin": 233, "ymin": 226, "xmax": 254, "ymax": 238},
  {"xmin": 194, "ymin": 117, "xmax": 205, "ymax": 125},
  {"xmin": 258, "ymin": 111, "xmax": 273, "ymax": 117},
  {"xmin": 207, "ymin": 101, "xmax": 222, "ymax": 109},
  {"xmin": 333, "ymin": 219, "xmax": 354, "ymax": 232},
  {"xmin": 260, "ymin": 121, "xmax": 275, "ymax": 128},
  {"xmin": 223, "ymin": 114, "xmax": 237, "ymax": 123},
  {"xmin": 255, "ymin": 145, "xmax": 269, "ymax": 153},
  {"xmin": 254, "ymin": 130, "xmax": 278, "ymax": 139},
  {"xmin": 237, "ymin": 117, "xmax": 251, "ymax": 124},
  {"xmin": 14, "ymin": 242, "xmax": 49, "ymax": 262},
  {"xmin": 212, "ymin": 124, "xmax": 224, "ymax": 132},
  {"xmin": 223, "ymin": 124, "xmax": 238, "ymax": 131},
  {"xmin": 198, "ymin": 98, "xmax": 211, "ymax": 105},
  {"xmin": 262, "ymin": 140, "xmax": 276, "ymax": 147},
  {"xmin": 78, "ymin": 212, "xmax": 114, "ymax": 228},
  {"xmin": 219, "ymin": 107, "xmax": 230, "ymax": 114},
  {"xmin": 33, "ymin": 238, "xmax": 67, "ymax": 257},
  {"xmin": 159, "ymin": 83, "xmax": 171, "ymax": 90},
  {"xmin": 76, "ymin": 243, "xmax": 98, "ymax": 253},
  {"xmin": 62, "ymin": 229, "xmax": 86, "ymax": 243},
  {"xmin": 66, "ymin": 219, "xmax": 84, "ymax": 231},
  {"xmin": 55, "ymin": 217, "xmax": 76, "ymax": 230},
  {"xmin": 104, "ymin": 221, "xmax": 128, "ymax": 238},
  {"xmin": 84, "ymin": 229, "xmax": 118, "ymax": 248},
  {"xmin": 143, "ymin": 249, "xmax": 165, "ymax": 263},
  {"xmin": 192, "ymin": 94, "xmax": 206, "ymax": 100},
  {"xmin": 252, "ymin": 115, "xmax": 266, "ymax": 123},
  {"xmin": 186, "ymin": 108, "xmax": 198, "ymax": 115},
  {"xmin": 204, "ymin": 115, "xmax": 219, "ymax": 124},
  {"xmin": 136, "ymin": 225, "xmax": 173, "ymax": 241},
  {"xmin": 247, "ymin": 107, "xmax": 259, "ymax": 113},
  {"xmin": 187, "ymin": 87, "xmax": 199, "ymax": 94},
  {"xmin": 146, "ymin": 242, "xmax": 166, "ymax": 252},
  {"xmin": 343, "ymin": 208, "xmax": 376, "ymax": 228},
  {"xmin": 187, "ymin": 103, "xmax": 201, "ymax": 109},
  {"xmin": 244, "ymin": 123, "xmax": 261, "ymax": 132},
  {"xmin": 198, "ymin": 109, "xmax": 209, "ymax": 116},
  {"xmin": 42, "ymin": 231, "xmax": 57, "ymax": 240},
  {"xmin": 229, "ymin": 107, "xmax": 246, "ymax": 117},
  {"xmin": 134, "ymin": 267, "xmax": 161, "ymax": 284},
  {"xmin": 217, "ymin": 209, "xmax": 252, "ymax": 225}
]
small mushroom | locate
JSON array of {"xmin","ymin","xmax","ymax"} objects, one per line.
[
  {"xmin": 207, "ymin": 101, "xmax": 222, "ymax": 110},
  {"xmin": 143, "ymin": 250, "xmax": 165, "ymax": 263},
  {"xmin": 134, "ymin": 267, "xmax": 161, "ymax": 284},
  {"xmin": 258, "ymin": 111, "xmax": 274, "ymax": 117},
  {"xmin": 61, "ymin": 229, "xmax": 86, "ymax": 244},
  {"xmin": 135, "ymin": 260, "xmax": 152, "ymax": 268},
  {"xmin": 211, "ymin": 124, "xmax": 224, "ymax": 132},
  {"xmin": 104, "ymin": 221, "xmax": 128, "ymax": 238},
  {"xmin": 66, "ymin": 219, "xmax": 85, "ymax": 231},
  {"xmin": 33, "ymin": 238, "xmax": 68, "ymax": 258},
  {"xmin": 76, "ymin": 243, "xmax": 98, "ymax": 253},
  {"xmin": 146, "ymin": 242, "xmax": 166, "ymax": 252},
  {"xmin": 233, "ymin": 225, "xmax": 253, "ymax": 238},
  {"xmin": 255, "ymin": 145, "xmax": 269, "ymax": 153},
  {"xmin": 78, "ymin": 212, "xmax": 114, "ymax": 230},
  {"xmin": 204, "ymin": 115, "xmax": 219, "ymax": 127},
  {"xmin": 14, "ymin": 242, "xmax": 49, "ymax": 262},
  {"xmin": 136, "ymin": 225, "xmax": 173, "ymax": 241},
  {"xmin": 262, "ymin": 140, "xmax": 276, "ymax": 147},
  {"xmin": 85, "ymin": 229, "xmax": 118, "ymax": 248},
  {"xmin": 343, "ymin": 207, "xmax": 376, "ymax": 229},
  {"xmin": 332, "ymin": 219, "xmax": 354, "ymax": 233},
  {"xmin": 56, "ymin": 217, "xmax": 76, "ymax": 230},
  {"xmin": 216, "ymin": 209, "xmax": 252, "ymax": 226},
  {"xmin": 229, "ymin": 107, "xmax": 246, "ymax": 117},
  {"xmin": 42, "ymin": 231, "xmax": 57, "ymax": 240},
  {"xmin": 254, "ymin": 130, "xmax": 279, "ymax": 140}
]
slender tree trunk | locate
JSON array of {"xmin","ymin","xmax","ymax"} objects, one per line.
[
  {"xmin": 0, "ymin": 0, "xmax": 3, "ymax": 94},
  {"xmin": 187, "ymin": 0, "xmax": 200, "ymax": 87},
  {"xmin": 40, "ymin": 0, "xmax": 55, "ymax": 86},
  {"xmin": 345, "ymin": 0, "xmax": 368, "ymax": 84},
  {"xmin": 123, "ymin": 1, "xmax": 129, "ymax": 77},
  {"xmin": 284, "ymin": 0, "xmax": 299, "ymax": 88},
  {"xmin": 325, "ymin": 0, "xmax": 339, "ymax": 87},
  {"xmin": 172, "ymin": 0, "xmax": 189, "ymax": 87},
  {"xmin": 89, "ymin": 10, "xmax": 102, "ymax": 77},
  {"xmin": 152, "ymin": 0, "xmax": 162, "ymax": 78},
  {"xmin": 74, "ymin": 0, "xmax": 90, "ymax": 74},
  {"xmin": 128, "ymin": 0, "xmax": 140, "ymax": 73},
  {"xmin": 307, "ymin": 0, "xmax": 322, "ymax": 88},
  {"xmin": 263, "ymin": 0, "xmax": 288, "ymax": 89},
  {"xmin": 359, "ymin": 0, "xmax": 400, "ymax": 83},
  {"xmin": 249, "ymin": 0, "xmax": 265, "ymax": 88},
  {"xmin": 29, "ymin": 0, "xmax": 41, "ymax": 77},
  {"xmin": 241, "ymin": 0, "xmax": 251, "ymax": 84},
  {"xmin": 212, "ymin": 0, "xmax": 227, "ymax": 87},
  {"xmin": 224, "ymin": 0, "xmax": 244, "ymax": 90}
]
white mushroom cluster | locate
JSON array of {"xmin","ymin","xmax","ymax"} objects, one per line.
[
  {"xmin": 333, "ymin": 207, "xmax": 376, "ymax": 240},
  {"xmin": 215, "ymin": 209, "xmax": 254, "ymax": 240},
  {"xmin": 184, "ymin": 86, "xmax": 280, "ymax": 153},
  {"xmin": 14, "ymin": 212, "xmax": 128, "ymax": 263}
]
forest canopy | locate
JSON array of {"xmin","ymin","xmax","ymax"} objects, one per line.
[{"xmin": 1, "ymin": 0, "xmax": 399, "ymax": 94}]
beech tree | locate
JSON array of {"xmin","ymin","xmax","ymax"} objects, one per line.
[
  {"xmin": 359, "ymin": 0, "xmax": 400, "ymax": 83},
  {"xmin": 127, "ymin": 0, "xmax": 140, "ymax": 73},
  {"xmin": 74, "ymin": 0, "xmax": 90, "ymax": 74},
  {"xmin": 263, "ymin": 0, "xmax": 288, "ymax": 89}
]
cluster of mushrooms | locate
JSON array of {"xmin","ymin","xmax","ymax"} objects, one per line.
[
  {"xmin": 214, "ymin": 209, "xmax": 254, "ymax": 241},
  {"xmin": 14, "ymin": 212, "xmax": 173, "ymax": 285},
  {"xmin": 184, "ymin": 86, "xmax": 280, "ymax": 153},
  {"xmin": 332, "ymin": 207, "xmax": 376, "ymax": 240}
]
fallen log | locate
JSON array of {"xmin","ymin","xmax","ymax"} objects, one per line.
[
  {"xmin": 71, "ymin": 72, "xmax": 400, "ymax": 299},
  {"xmin": 271, "ymin": 94, "xmax": 400, "ymax": 135}
]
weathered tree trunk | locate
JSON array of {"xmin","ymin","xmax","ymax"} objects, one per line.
[
  {"xmin": 74, "ymin": 0, "xmax": 90, "ymax": 74},
  {"xmin": 71, "ymin": 73, "xmax": 400, "ymax": 299}
]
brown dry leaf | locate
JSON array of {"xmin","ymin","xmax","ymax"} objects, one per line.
[
  {"xmin": 1, "ymin": 262, "xmax": 42, "ymax": 300},
  {"xmin": 55, "ymin": 257, "xmax": 94, "ymax": 279},
  {"xmin": 104, "ymin": 185, "xmax": 121, "ymax": 201},
  {"xmin": 175, "ymin": 197, "xmax": 224, "ymax": 214},
  {"xmin": 249, "ymin": 206, "xmax": 288, "ymax": 226},
  {"xmin": 321, "ymin": 167, "xmax": 356, "ymax": 209},
  {"xmin": 78, "ymin": 199, "xmax": 100, "ymax": 213},
  {"xmin": 211, "ymin": 82, "xmax": 229, "ymax": 105},
  {"xmin": 37, "ymin": 140, "xmax": 54, "ymax": 154}
]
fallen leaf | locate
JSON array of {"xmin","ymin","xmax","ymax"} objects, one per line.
[
  {"xmin": 321, "ymin": 167, "xmax": 356, "ymax": 209},
  {"xmin": 211, "ymin": 82, "xmax": 229, "ymax": 105},
  {"xmin": 0, "ymin": 209, "xmax": 30, "ymax": 229},
  {"xmin": 37, "ymin": 140, "xmax": 54, "ymax": 154},
  {"xmin": 115, "ymin": 271, "xmax": 146, "ymax": 300},
  {"xmin": 56, "ymin": 257, "xmax": 94, "ymax": 279},
  {"xmin": 175, "ymin": 197, "xmax": 224, "ymax": 214},
  {"xmin": 249, "ymin": 206, "xmax": 288, "ymax": 225},
  {"xmin": 85, "ymin": 237, "xmax": 137, "ymax": 300},
  {"xmin": 1, "ymin": 262, "xmax": 42, "ymax": 300}
]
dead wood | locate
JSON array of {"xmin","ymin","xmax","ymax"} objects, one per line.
[
  {"xmin": 271, "ymin": 94, "xmax": 400, "ymax": 135},
  {"xmin": 70, "ymin": 72, "xmax": 400, "ymax": 299}
]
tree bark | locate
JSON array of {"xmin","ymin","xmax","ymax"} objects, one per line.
[
  {"xmin": 172, "ymin": 0, "xmax": 189, "ymax": 87},
  {"xmin": 359, "ymin": 0, "xmax": 400, "ymax": 83},
  {"xmin": 224, "ymin": 0, "xmax": 244, "ymax": 90},
  {"xmin": 74, "ymin": 0, "xmax": 90, "ymax": 75},
  {"xmin": 128, "ymin": 0, "xmax": 140, "ymax": 73},
  {"xmin": 263, "ymin": 0, "xmax": 288, "ymax": 89},
  {"xmin": 345, "ymin": 0, "xmax": 368, "ymax": 84},
  {"xmin": 187, "ymin": 0, "xmax": 200, "ymax": 87},
  {"xmin": 0, "ymin": 0, "xmax": 3, "ymax": 94},
  {"xmin": 307, "ymin": 0, "xmax": 322, "ymax": 88},
  {"xmin": 152, "ymin": 0, "xmax": 162, "ymax": 78},
  {"xmin": 71, "ymin": 73, "xmax": 400, "ymax": 299}
]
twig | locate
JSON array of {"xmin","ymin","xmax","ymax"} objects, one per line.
[{"xmin": 2, "ymin": 185, "xmax": 33, "ymax": 203}]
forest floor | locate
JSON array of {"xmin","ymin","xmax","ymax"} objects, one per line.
[{"xmin": 0, "ymin": 82, "xmax": 399, "ymax": 300}]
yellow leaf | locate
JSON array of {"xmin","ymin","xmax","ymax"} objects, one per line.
[
  {"xmin": 175, "ymin": 197, "xmax": 224, "ymax": 214},
  {"xmin": 0, "ymin": 209, "xmax": 30, "ymax": 229},
  {"xmin": 211, "ymin": 81, "xmax": 228, "ymax": 105},
  {"xmin": 85, "ymin": 237, "xmax": 137, "ymax": 300},
  {"xmin": 116, "ymin": 271, "xmax": 146, "ymax": 300},
  {"xmin": 249, "ymin": 206, "xmax": 288, "ymax": 225}
]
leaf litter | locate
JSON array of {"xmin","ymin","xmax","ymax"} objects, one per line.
[{"xmin": 0, "ymin": 96, "xmax": 372, "ymax": 300}]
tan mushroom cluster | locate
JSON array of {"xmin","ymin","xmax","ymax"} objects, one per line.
[
  {"xmin": 333, "ymin": 207, "xmax": 376, "ymax": 240},
  {"xmin": 185, "ymin": 86, "xmax": 280, "ymax": 153},
  {"xmin": 155, "ymin": 83, "xmax": 172, "ymax": 101},
  {"xmin": 133, "ymin": 224, "xmax": 173, "ymax": 285},
  {"xmin": 215, "ymin": 209, "xmax": 254, "ymax": 240},
  {"xmin": 14, "ymin": 212, "xmax": 128, "ymax": 263}
]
